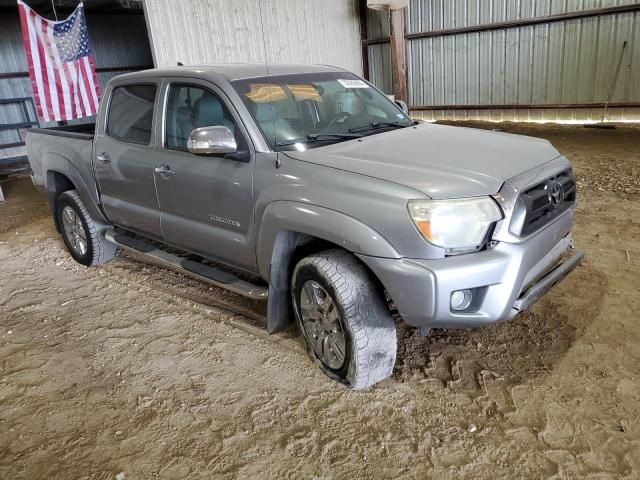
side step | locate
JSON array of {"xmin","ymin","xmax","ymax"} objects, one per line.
[{"xmin": 104, "ymin": 230, "xmax": 268, "ymax": 300}]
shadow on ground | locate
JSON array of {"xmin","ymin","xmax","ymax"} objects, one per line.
[{"xmin": 394, "ymin": 262, "xmax": 608, "ymax": 391}]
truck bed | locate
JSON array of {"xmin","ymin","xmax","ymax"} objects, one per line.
[
  {"xmin": 28, "ymin": 123, "xmax": 96, "ymax": 141},
  {"xmin": 26, "ymin": 123, "xmax": 96, "ymax": 194}
]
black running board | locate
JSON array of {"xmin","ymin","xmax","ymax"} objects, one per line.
[{"xmin": 104, "ymin": 230, "xmax": 268, "ymax": 300}]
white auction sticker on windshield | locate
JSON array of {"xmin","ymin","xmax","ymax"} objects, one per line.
[{"xmin": 337, "ymin": 79, "xmax": 369, "ymax": 89}]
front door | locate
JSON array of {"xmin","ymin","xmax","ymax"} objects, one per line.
[
  {"xmin": 154, "ymin": 80, "xmax": 256, "ymax": 271},
  {"xmin": 94, "ymin": 82, "xmax": 162, "ymax": 238}
]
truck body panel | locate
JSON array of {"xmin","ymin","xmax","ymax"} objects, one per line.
[
  {"xmin": 26, "ymin": 63, "xmax": 583, "ymax": 333},
  {"xmin": 284, "ymin": 122, "xmax": 563, "ymax": 200}
]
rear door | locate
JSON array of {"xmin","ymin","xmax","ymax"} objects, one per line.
[
  {"xmin": 153, "ymin": 79, "xmax": 256, "ymax": 271},
  {"xmin": 94, "ymin": 82, "xmax": 162, "ymax": 238}
]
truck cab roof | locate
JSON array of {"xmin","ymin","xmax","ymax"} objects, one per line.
[{"xmin": 112, "ymin": 63, "xmax": 347, "ymax": 83}]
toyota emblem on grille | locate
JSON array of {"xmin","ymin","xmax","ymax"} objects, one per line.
[{"xmin": 548, "ymin": 182, "xmax": 564, "ymax": 208}]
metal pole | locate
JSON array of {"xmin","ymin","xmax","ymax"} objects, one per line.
[
  {"xmin": 602, "ymin": 41, "xmax": 628, "ymax": 122},
  {"xmin": 358, "ymin": 0, "xmax": 370, "ymax": 80}
]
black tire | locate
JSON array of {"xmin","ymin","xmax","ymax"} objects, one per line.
[
  {"xmin": 56, "ymin": 190, "xmax": 116, "ymax": 267},
  {"xmin": 291, "ymin": 249, "xmax": 397, "ymax": 390}
]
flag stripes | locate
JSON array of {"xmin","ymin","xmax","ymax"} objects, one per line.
[{"xmin": 17, "ymin": 0, "xmax": 100, "ymax": 122}]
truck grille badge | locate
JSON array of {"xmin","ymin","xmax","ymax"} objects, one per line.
[{"xmin": 548, "ymin": 182, "xmax": 564, "ymax": 208}]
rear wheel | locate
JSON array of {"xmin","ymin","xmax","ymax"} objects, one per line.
[
  {"xmin": 292, "ymin": 249, "xmax": 397, "ymax": 390},
  {"xmin": 56, "ymin": 190, "xmax": 116, "ymax": 266}
]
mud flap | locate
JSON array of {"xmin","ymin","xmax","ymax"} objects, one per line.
[{"xmin": 267, "ymin": 232, "xmax": 311, "ymax": 334}]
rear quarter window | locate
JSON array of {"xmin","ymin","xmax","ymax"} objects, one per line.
[{"xmin": 107, "ymin": 84, "xmax": 157, "ymax": 144}]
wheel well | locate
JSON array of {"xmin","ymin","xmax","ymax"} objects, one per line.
[
  {"xmin": 266, "ymin": 231, "xmax": 390, "ymax": 334},
  {"xmin": 290, "ymin": 236, "xmax": 336, "ymax": 266},
  {"xmin": 47, "ymin": 171, "xmax": 76, "ymax": 232},
  {"xmin": 290, "ymin": 236, "xmax": 388, "ymax": 299}
]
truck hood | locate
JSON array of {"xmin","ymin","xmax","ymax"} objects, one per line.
[{"xmin": 283, "ymin": 123, "xmax": 562, "ymax": 199}]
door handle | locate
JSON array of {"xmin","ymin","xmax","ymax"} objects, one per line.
[
  {"xmin": 96, "ymin": 152, "xmax": 111, "ymax": 163},
  {"xmin": 154, "ymin": 164, "xmax": 175, "ymax": 176}
]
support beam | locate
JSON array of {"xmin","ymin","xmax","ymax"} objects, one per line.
[
  {"xmin": 404, "ymin": 3, "xmax": 640, "ymax": 40},
  {"xmin": 389, "ymin": 8, "xmax": 407, "ymax": 102},
  {"xmin": 358, "ymin": 0, "xmax": 370, "ymax": 80},
  {"xmin": 0, "ymin": 65, "xmax": 154, "ymax": 80},
  {"xmin": 409, "ymin": 102, "xmax": 640, "ymax": 111},
  {"xmin": 362, "ymin": 3, "xmax": 640, "ymax": 45}
]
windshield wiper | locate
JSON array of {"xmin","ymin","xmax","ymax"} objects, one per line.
[
  {"xmin": 276, "ymin": 133, "xmax": 362, "ymax": 147},
  {"xmin": 348, "ymin": 121, "xmax": 409, "ymax": 134}
]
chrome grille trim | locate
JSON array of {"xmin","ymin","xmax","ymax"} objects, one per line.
[
  {"xmin": 492, "ymin": 158, "xmax": 576, "ymax": 244},
  {"xmin": 517, "ymin": 170, "xmax": 576, "ymax": 236}
]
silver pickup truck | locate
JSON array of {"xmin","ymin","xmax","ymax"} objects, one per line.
[{"xmin": 27, "ymin": 64, "xmax": 583, "ymax": 389}]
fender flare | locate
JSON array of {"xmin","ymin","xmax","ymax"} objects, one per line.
[
  {"xmin": 43, "ymin": 153, "xmax": 110, "ymax": 230},
  {"xmin": 257, "ymin": 201, "xmax": 400, "ymax": 333},
  {"xmin": 257, "ymin": 201, "xmax": 400, "ymax": 279}
]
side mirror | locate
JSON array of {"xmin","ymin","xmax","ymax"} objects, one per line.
[
  {"xmin": 187, "ymin": 126, "xmax": 237, "ymax": 155},
  {"xmin": 395, "ymin": 99, "xmax": 409, "ymax": 114}
]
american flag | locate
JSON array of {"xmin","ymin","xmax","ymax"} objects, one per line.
[{"xmin": 17, "ymin": 1, "xmax": 100, "ymax": 122}]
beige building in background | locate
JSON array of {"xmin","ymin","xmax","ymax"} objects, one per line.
[{"xmin": 142, "ymin": 0, "xmax": 364, "ymax": 74}]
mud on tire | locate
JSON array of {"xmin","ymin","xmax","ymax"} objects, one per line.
[
  {"xmin": 56, "ymin": 190, "xmax": 116, "ymax": 267},
  {"xmin": 292, "ymin": 249, "xmax": 397, "ymax": 390}
]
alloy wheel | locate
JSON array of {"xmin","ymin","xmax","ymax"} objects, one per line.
[
  {"xmin": 298, "ymin": 280, "xmax": 346, "ymax": 370},
  {"xmin": 61, "ymin": 206, "xmax": 88, "ymax": 256}
]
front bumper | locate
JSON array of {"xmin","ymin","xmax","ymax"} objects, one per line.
[
  {"xmin": 512, "ymin": 249, "xmax": 584, "ymax": 313},
  {"xmin": 358, "ymin": 209, "xmax": 583, "ymax": 328}
]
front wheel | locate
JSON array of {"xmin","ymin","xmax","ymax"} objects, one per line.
[
  {"xmin": 291, "ymin": 249, "xmax": 397, "ymax": 390},
  {"xmin": 56, "ymin": 190, "xmax": 116, "ymax": 266}
]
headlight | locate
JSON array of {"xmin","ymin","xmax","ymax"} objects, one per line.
[{"xmin": 407, "ymin": 197, "xmax": 503, "ymax": 252}]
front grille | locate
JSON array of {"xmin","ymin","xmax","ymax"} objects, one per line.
[{"xmin": 519, "ymin": 170, "xmax": 576, "ymax": 236}]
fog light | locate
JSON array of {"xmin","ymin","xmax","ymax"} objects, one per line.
[{"xmin": 451, "ymin": 289, "xmax": 473, "ymax": 311}]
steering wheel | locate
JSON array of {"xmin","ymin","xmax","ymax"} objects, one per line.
[{"xmin": 326, "ymin": 112, "xmax": 352, "ymax": 128}]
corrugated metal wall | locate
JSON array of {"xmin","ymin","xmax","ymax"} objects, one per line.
[
  {"xmin": 0, "ymin": 10, "xmax": 152, "ymax": 162},
  {"xmin": 367, "ymin": 0, "xmax": 640, "ymax": 122},
  {"xmin": 367, "ymin": 8, "xmax": 393, "ymax": 94},
  {"xmin": 0, "ymin": 13, "xmax": 37, "ymax": 160},
  {"xmin": 143, "ymin": 0, "xmax": 363, "ymax": 75}
]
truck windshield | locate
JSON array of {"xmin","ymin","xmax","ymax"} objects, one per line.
[{"xmin": 231, "ymin": 72, "xmax": 413, "ymax": 151}]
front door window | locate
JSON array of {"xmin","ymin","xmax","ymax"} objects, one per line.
[{"xmin": 165, "ymin": 85, "xmax": 239, "ymax": 151}]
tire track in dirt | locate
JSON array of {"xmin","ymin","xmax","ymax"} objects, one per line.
[
  {"xmin": 44, "ymin": 240, "xmax": 613, "ymax": 405},
  {"xmin": 3, "ymin": 134, "xmax": 640, "ymax": 480},
  {"xmin": 101, "ymin": 252, "xmax": 305, "ymax": 353}
]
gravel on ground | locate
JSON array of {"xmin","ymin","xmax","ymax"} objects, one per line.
[{"xmin": 1, "ymin": 123, "xmax": 639, "ymax": 479}]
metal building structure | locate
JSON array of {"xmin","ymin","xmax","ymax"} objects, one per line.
[
  {"xmin": 142, "ymin": 0, "xmax": 363, "ymax": 75},
  {"xmin": 0, "ymin": 0, "xmax": 153, "ymax": 170},
  {"xmin": 3, "ymin": 0, "xmax": 638, "ymax": 170},
  {"xmin": 364, "ymin": 0, "xmax": 640, "ymax": 122}
]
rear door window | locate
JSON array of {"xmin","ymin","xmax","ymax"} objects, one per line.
[{"xmin": 107, "ymin": 84, "xmax": 157, "ymax": 144}]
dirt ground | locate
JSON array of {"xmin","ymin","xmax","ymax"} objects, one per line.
[{"xmin": 1, "ymin": 123, "xmax": 639, "ymax": 480}]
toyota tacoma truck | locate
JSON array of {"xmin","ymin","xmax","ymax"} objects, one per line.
[{"xmin": 26, "ymin": 64, "xmax": 584, "ymax": 389}]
